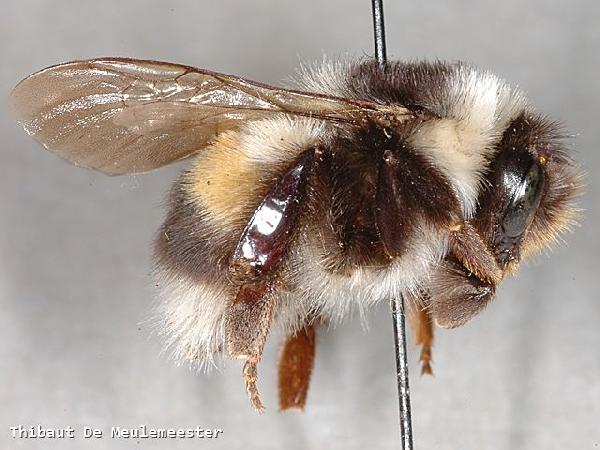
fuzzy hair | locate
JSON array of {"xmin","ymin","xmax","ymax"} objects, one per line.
[{"xmin": 153, "ymin": 59, "xmax": 580, "ymax": 370}]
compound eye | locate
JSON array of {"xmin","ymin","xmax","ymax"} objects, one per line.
[{"xmin": 501, "ymin": 159, "xmax": 545, "ymax": 238}]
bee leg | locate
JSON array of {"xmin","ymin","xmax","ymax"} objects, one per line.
[
  {"xmin": 243, "ymin": 355, "xmax": 264, "ymax": 413},
  {"xmin": 449, "ymin": 222, "xmax": 503, "ymax": 286},
  {"xmin": 416, "ymin": 310, "xmax": 434, "ymax": 375},
  {"xmin": 406, "ymin": 298, "xmax": 434, "ymax": 375},
  {"xmin": 225, "ymin": 281, "xmax": 277, "ymax": 413},
  {"xmin": 427, "ymin": 256, "xmax": 497, "ymax": 329},
  {"xmin": 225, "ymin": 149, "xmax": 316, "ymax": 412},
  {"xmin": 426, "ymin": 222, "xmax": 501, "ymax": 329},
  {"xmin": 278, "ymin": 324, "xmax": 316, "ymax": 411}
]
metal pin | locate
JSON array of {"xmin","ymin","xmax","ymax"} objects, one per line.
[
  {"xmin": 370, "ymin": 1, "xmax": 414, "ymax": 448},
  {"xmin": 391, "ymin": 295, "xmax": 413, "ymax": 450},
  {"xmin": 371, "ymin": 0, "xmax": 387, "ymax": 65}
]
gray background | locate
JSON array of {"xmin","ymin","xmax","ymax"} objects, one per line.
[{"xmin": 1, "ymin": 1, "xmax": 598, "ymax": 449}]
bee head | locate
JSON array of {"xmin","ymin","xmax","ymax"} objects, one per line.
[
  {"xmin": 473, "ymin": 113, "xmax": 583, "ymax": 273},
  {"xmin": 423, "ymin": 106, "xmax": 582, "ymax": 329}
]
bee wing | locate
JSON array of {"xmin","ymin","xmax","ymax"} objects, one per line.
[{"xmin": 11, "ymin": 58, "xmax": 409, "ymax": 175}]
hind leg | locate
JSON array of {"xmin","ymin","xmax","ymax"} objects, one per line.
[
  {"xmin": 225, "ymin": 150, "xmax": 315, "ymax": 412},
  {"xmin": 225, "ymin": 281, "xmax": 277, "ymax": 412}
]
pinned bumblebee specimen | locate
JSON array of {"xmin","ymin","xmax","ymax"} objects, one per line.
[{"xmin": 11, "ymin": 58, "xmax": 582, "ymax": 412}]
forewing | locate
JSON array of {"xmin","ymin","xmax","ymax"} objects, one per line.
[{"xmin": 11, "ymin": 58, "xmax": 409, "ymax": 175}]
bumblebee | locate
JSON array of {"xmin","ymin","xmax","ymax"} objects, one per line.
[{"xmin": 11, "ymin": 57, "xmax": 582, "ymax": 412}]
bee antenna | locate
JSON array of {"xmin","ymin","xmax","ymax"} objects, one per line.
[{"xmin": 371, "ymin": 1, "xmax": 414, "ymax": 448}]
